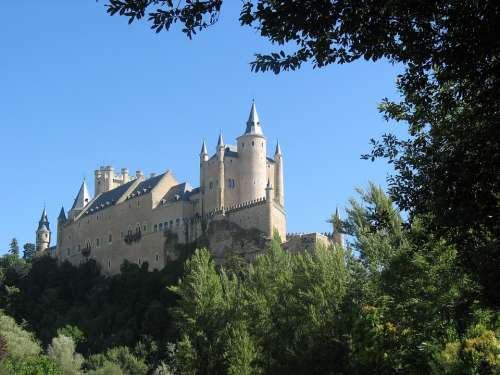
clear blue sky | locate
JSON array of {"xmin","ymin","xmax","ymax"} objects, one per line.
[{"xmin": 0, "ymin": 2, "xmax": 405, "ymax": 252}]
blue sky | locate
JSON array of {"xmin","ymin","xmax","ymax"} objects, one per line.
[{"xmin": 0, "ymin": 2, "xmax": 405, "ymax": 252}]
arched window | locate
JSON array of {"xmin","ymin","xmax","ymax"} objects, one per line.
[
  {"xmin": 108, "ymin": 259, "xmax": 111, "ymax": 269},
  {"xmin": 154, "ymin": 224, "xmax": 158, "ymax": 232},
  {"xmin": 155, "ymin": 254, "xmax": 159, "ymax": 262},
  {"xmin": 108, "ymin": 233, "xmax": 113, "ymax": 243}
]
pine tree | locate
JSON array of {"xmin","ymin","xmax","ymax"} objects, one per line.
[
  {"xmin": 8, "ymin": 238, "xmax": 19, "ymax": 257},
  {"xmin": 23, "ymin": 243, "xmax": 36, "ymax": 261}
]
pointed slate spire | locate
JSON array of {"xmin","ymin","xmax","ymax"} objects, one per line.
[
  {"xmin": 38, "ymin": 206, "xmax": 50, "ymax": 231},
  {"xmin": 275, "ymin": 140, "xmax": 282, "ymax": 155},
  {"xmin": 217, "ymin": 131, "xmax": 224, "ymax": 148},
  {"xmin": 200, "ymin": 140, "xmax": 208, "ymax": 155},
  {"xmin": 71, "ymin": 180, "xmax": 91, "ymax": 210},
  {"xmin": 244, "ymin": 100, "xmax": 264, "ymax": 135},
  {"xmin": 58, "ymin": 206, "xmax": 67, "ymax": 222}
]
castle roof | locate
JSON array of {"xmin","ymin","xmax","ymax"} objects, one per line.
[
  {"xmin": 128, "ymin": 173, "xmax": 166, "ymax": 198},
  {"xmin": 38, "ymin": 207, "xmax": 50, "ymax": 231},
  {"xmin": 200, "ymin": 140, "xmax": 208, "ymax": 155},
  {"xmin": 161, "ymin": 182, "xmax": 193, "ymax": 204},
  {"xmin": 217, "ymin": 132, "xmax": 224, "ymax": 148},
  {"xmin": 71, "ymin": 180, "xmax": 91, "ymax": 211},
  {"xmin": 83, "ymin": 179, "xmax": 135, "ymax": 215},
  {"xmin": 58, "ymin": 206, "xmax": 67, "ymax": 221},
  {"xmin": 244, "ymin": 101, "xmax": 263, "ymax": 136}
]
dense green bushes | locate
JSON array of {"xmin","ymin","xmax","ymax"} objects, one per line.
[{"xmin": 1, "ymin": 185, "xmax": 498, "ymax": 374}]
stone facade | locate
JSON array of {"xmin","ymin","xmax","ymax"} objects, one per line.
[{"xmin": 37, "ymin": 102, "xmax": 289, "ymax": 275}]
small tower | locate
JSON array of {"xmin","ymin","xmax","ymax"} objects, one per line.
[
  {"xmin": 237, "ymin": 101, "xmax": 267, "ymax": 203},
  {"xmin": 69, "ymin": 180, "xmax": 91, "ymax": 219},
  {"xmin": 274, "ymin": 140, "xmax": 284, "ymax": 206},
  {"xmin": 36, "ymin": 206, "xmax": 51, "ymax": 252},
  {"xmin": 199, "ymin": 140, "xmax": 208, "ymax": 215},
  {"xmin": 332, "ymin": 207, "xmax": 344, "ymax": 247},
  {"xmin": 265, "ymin": 179, "xmax": 274, "ymax": 237},
  {"xmin": 216, "ymin": 132, "xmax": 225, "ymax": 210},
  {"xmin": 56, "ymin": 206, "xmax": 66, "ymax": 250}
]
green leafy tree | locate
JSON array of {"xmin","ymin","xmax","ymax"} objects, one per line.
[
  {"xmin": 22, "ymin": 243, "xmax": 36, "ymax": 261},
  {"xmin": 105, "ymin": 0, "xmax": 500, "ymax": 307},
  {"xmin": 57, "ymin": 325, "xmax": 85, "ymax": 346},
  {"xmin": 47, "ymin": 334, "xmax": 83, "ymax": 375},
  {"xmin": 171, "ymin": 240, "xmax": 348, "ymax": 375},
  {"xmin": 8, "ymin": 238, "xmax": 19, "ymax": 257}
]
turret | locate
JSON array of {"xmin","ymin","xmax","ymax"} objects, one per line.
[
  {"xmin": 57, "ymin": 206, "xmax": 66, "ymax": 250},
  {"xmin": 36, "ymin": 207, "xmax": 51, "ymax": 252},
  {"xmin": 237, "ymin": 101, "xmax": 267, "ymax": 203},
  {"xmin": 199, "ymin": 140, "xmax": 208, "ymax": 216},
  {"xmin": 265, "ymin": 179, "xmax": 274, "ymax": 237},
  {"xmin": 216, "ymin": 132, "xmax": 225, "ymax": 209},
  {"xmin": 69, "ymin": 180, "xmax": 91, "ymax": 219},
  {"xmin": 121, "ymin": 168, "xmax": 130, "ymax": 183},
  {"xmin": 331, "ymin": 207, "xmax": 344, "ymax": 247},
  {"xmin": 274, "ymin": 140, "xmax": 284, "ymax": 206}
]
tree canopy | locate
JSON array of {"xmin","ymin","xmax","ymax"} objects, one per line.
[{"xmin": 105, "ymin": 0, "xmax": 500, "ymax": 307}]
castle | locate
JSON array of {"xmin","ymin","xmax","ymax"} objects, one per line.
[{"xmin": 36, "ymin": 102, "xmax": 340, "ymax": 274}]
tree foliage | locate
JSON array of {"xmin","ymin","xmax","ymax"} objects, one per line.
[
  {"xmin": 22, "ymin": 243, "xmax": 36, "ymax": 262},
  {"xmin": 8, "ymin": 238, "xmax": 19, "ymax": 257},
  {"xmin": 104, "ymin": 0, "xmax": 500, "ymax": 308}
]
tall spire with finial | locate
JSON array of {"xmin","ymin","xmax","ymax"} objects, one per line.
[
  {"xmin": 217, "ymin": 130, "xmax": 224, "ymax": 148},
  {"xmin": 200, "ymin": 139, "xmax": 208, "ymax": 156},
  {"xmin": 275, "ymin": 140, "xmax": 282, "ymax": 155},
  {"xmin": 71, "ymin": 179, "xmax": 91, "ymax": 211},
  {"xmin": 244, "ymin": 100, "xmax": 263, "ymax": 135}
]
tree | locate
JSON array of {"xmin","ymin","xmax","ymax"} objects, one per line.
[
  {"xmin": 22, "ymin": 243, "xmax": 36, "ymax": 261},
  {"xmin": 47, "ymin": 334, "xmax": 83, "ymax": 375},
  {"xmin": 9, "ymin": 238, "xmax": 19, "ymax": 257},
  {"xmin": 105, "ymin": 0, "xmax": 500, "ymax": 307}
]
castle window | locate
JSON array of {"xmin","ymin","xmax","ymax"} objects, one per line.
[
  {"xmin": 242, "ymin": 142, "xmax": 245, "ymax": 148},
  {"xmin": 159, "ymin": 223, "xmax": 163, "ymax": 230},
  {"xmin": 143, "ymin": 224, "xmax": 147, "ymax": 232},
  {"xmin": 138, "ymin": 258, "xmax": 141, "ymax": 265},
  {"xmin": 170, "ymin": 220, "xmax": 173, "ymax": 226},
  {"xmin": 45, "ymin": 233, "xmax": 48, "ymax": 238},
  {"xmin": 135, "ymin": 224, "xmax": 141, "ymax": 233},
  {"xmin": 108, "ymin": 259, "xmax": 111, "ymax": 269},
  {"xmin": 176, "ymin": 218, "xmax": 180, "ymax": 227},
  {"xmin": 96, "ymin": 238, "xmax": 100, "ymax": 247},
  {"xmin": 252, "ymin": 141, "xmax": 255, "ymax": 146},
  {"xmin": 108, "ymin": 233, "xmax": 112, "ymax": 243},
  {"xmin": 155, "ymin": 254, "xmax": 159, "ymax": 262},
  {"xmin": 154, "ymin": 224, "xmax": 158, "ymax": 232},
  {"xmin": 209, "ymin": 181, "xmax": 213, "ymax": 189},
  {"xmin": 164, "ymin": 222, "xmax": 168, "ymax": 228}
]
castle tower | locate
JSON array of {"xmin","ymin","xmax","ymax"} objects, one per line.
[
  {"xmin": 56, "ymin": 206, "xmax": 66, "ymax": 250},
  {"xmin": 199, "ymin": 140, "xmax": 208, "ymax": 215},
  {"xmin": 274, "ymin": 141, "xmax": 284, "ymax": 206},
  {"xmin": 36, "ymin": 207, "xmax": 51, "ymax": 252},
  {"xmin": 216, "ymin": 132, "xmax": 225, "ymax": 209},
  {"xmin": 332, "ymin": 207, "xmax": 344, "ymax": 247},
  {"xmin": 265, "ymin": 179, "xmax": 274, "ymax": 237},
  {"xmin": 69, "ymin": 180, "xmax": 91, "ymax": 219},
  {"xmin": 237, "ymin": 101, "xmax": 267, "ymax": 203}
]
